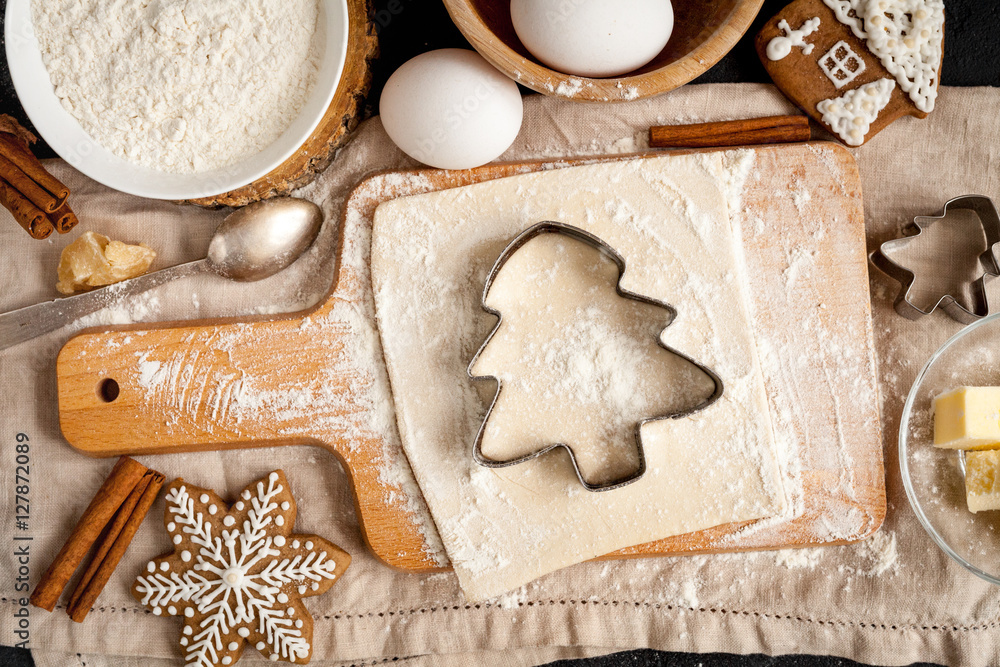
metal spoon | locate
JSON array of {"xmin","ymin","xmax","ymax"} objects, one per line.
[{"xmin": 0, "ymin": 197, "xmax": 323, "ymax": 352}]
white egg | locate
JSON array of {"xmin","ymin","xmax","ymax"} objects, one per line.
[
  {"xmin": 379, "ymin": 49, "xmax": 523, "ymax": 170},
  {"xmin": 511, "ymin": 0, "xmax": 674, "ymax": 78}
]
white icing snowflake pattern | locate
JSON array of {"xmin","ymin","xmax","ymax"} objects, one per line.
[
  {"xmin": 822, "ymin": 0, "xmax": 869, "ymax": 39},
  {"xmin": 133, "ymin": 471, "xmax": 350, "ymax": 667}
]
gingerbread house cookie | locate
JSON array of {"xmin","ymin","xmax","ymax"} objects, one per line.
[{"xmin": 756, "ymin": 0, "xmax": 944, "ymax": 146}]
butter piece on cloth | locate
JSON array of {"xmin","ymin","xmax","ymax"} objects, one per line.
[{"xmin": 934, "ymin": 386, "xmax": 1000, "ymax": 450}]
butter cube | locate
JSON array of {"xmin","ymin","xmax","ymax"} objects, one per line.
[
  {"xmin": 966, "ymin": 450, "xmax": 1000, "ymax": 512},
  {"xmin": 934, "ymin": 387, "xmax": 1000, "ymax": 450},
  {"xmin": 56, "ymin": 231, "xmax": 156, "ymax": 294}
]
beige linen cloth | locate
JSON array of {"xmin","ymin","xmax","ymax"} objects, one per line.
[{"xmin": 2, "ymin": 84, "xmax": 999, "ymax": 666}]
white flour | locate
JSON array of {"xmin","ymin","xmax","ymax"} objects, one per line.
[{"xmin": 32, "ymin": 0, "xmax": 322, "ymax": 173}]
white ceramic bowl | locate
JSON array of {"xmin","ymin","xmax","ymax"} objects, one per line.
[{"xmin": 5, "ymin": 0, "xmax": 348, "ymax": 201}]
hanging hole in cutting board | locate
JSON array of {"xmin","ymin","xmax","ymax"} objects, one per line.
[
  {"xmin": 881, "ymin": 208, "xmax": 991, "ymax": 314},
  {"xmin": 97, "ymin": 378, "xmax": 120, "ymax": 403}
]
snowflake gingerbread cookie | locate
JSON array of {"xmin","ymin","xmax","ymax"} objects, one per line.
[
  {"xmin": 756, "ymin": 0, "xmax": 943, "ymax": 146},
  {"xmin": 132, "ymin": 471, "xmax": 350, "ymax": 667}
]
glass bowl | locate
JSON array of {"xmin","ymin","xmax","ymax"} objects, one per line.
[{"xmin": 900, "ymin": 311, "xmax": 1000, "ymax": 586}]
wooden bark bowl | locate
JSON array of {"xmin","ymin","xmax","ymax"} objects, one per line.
[
  {"xmin": 181, "ymin": 0, "xmax": 378, "ymax": 208},
  {"xmin": 442, "ymin": 0, "xmax": 764, "ymax": 102}
]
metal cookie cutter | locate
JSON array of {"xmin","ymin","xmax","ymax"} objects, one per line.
[
  {"xmin": 871, "ymin": 195, "xmax": 1000, "ymax": 324},
  {"xmin": 467, "ymin": 221, "xmax": 724, "ymax": 492}
]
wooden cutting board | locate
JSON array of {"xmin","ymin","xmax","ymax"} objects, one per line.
[{"xmin": 56, "ymin": 143, "xmax": 885, "ymax": 572}]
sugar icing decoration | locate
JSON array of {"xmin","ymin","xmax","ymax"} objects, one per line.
[
  {"xmin": 820, "ymin": 41, "xmax": 866, "ymax": 88},
  {"xmin": 766, "ymin": 17, "xmax": 821, "ymax": 60},
  {"xmin": 132, "ymin": 471, "xmax": 350, "ymax": 667},
  {"xmin": 821, "ymin": 0, "xmax": 944, "ymax": 111},
  {"xmin": 817, "ymin": 77, "xmax": 896, "ymax": 146}
]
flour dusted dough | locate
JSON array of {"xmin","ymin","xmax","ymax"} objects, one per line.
[
  {"xmin": 371, "ymin": 153, "xmax": 786, "ymax": 601},
  {"xmin": 472, "ymin": 231, "xmax": 720, "ymax": 488}
]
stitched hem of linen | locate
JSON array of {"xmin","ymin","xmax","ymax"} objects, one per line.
[
  {"xmin": 4, "ymin": 596, "xmax": 998, "ymax": 634},
  {"xmin": 60, "ymin": 652, "xmax": 421, "ymax": 667},
  {"xmin": 338, "ymin": 658, "xmax": 422, "ymax": 666}
]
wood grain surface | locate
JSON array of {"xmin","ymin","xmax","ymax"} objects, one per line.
[
  {"xmin": 57, "ymin": 143, "xmax": 884, "ymax": 572},
  {"xmin": 442, "ymin": 0, "xmax": 765, "ymax": 102},
  {"xmin": 180, "ymin": 0, "xmax": 379, "ymax": 208}
]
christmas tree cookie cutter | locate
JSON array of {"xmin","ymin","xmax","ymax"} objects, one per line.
[
  {"xmin": 467, "ymin": 221, "xmax": 724, "ymax": 492},
  {"xmin": 870, "ymin": 195, "xmax": 1000, "ymax": 324}
]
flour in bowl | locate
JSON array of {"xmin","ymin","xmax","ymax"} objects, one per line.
[{"xmin": 32, "ymin": 0, "xmax": 323, "ymax": 174}]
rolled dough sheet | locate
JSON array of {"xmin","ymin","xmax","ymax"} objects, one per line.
[
  {"xmin": 371, "ymin": 152, "xmax": 787, "ymax": 602},
  {"xmin": 471, "ymin": 230, "xmax": 722, "ymax": 488}
]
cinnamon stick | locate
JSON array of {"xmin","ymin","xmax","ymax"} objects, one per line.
[
  {"xmin": 649, "ymin": 115, "xmax": 811, "ymax": 148},
  {"xmin": 66, "ymin": 472, "xmax": 154, "ymax": 612},
  {"xmin": 67, "ymin": 471, "xmax": 165, "ymax": 623},
  {"xmin": 0, "ymin": 132, "xmax": 70, "ymax": 204},
  {"xmin": 0, "ymin": 152, "xmax": 62, "ymax": 213},
  {"xmin": 0, "ymin": 178, "xmax": 52, "ymax": 239},
  {"xmin": 0, "ymin": 115, "xmax": 37, "ymax": 147},
  {"xmin": 47, "ymin": 202, "xmax": 79, "ymax": 234},
  {"xmin": 0, "ymin": 119, "xmax": 76, "ymax": 238},
  {"xmin": 30, "ymin": 456, "xmax": 148, "ymax": 612}
]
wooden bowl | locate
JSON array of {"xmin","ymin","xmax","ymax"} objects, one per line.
[{"xmin": 443, "ymin": 0, "xmax": 764, "ymax": 102}]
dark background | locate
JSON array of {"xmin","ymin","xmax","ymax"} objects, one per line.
[{"xmin": 1, "ymin": 0, "xmax": 996, "ymax": 664}]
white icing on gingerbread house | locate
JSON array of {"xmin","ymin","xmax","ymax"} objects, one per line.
[
  {"xmin": 820, "ymin": 41, "xmax": 866, "ymax": 88},
  {"xmin": 766, "ymin": 17, "xmax": 822, "ymax": 60},
  {"xmin": 817, "ymin": 78, "xmax": 896, "ymax": 145},
  {"xmin": 822, "ymin": 0, "xmax": 944, "ymax": 111}
]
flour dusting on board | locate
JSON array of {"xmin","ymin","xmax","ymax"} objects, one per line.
[
  {"xmin": 72, "ymin": 170, "xmax": 448, "ymax": 566},
  {"xmin": 63, "ymin": 141, "xmax": 876, "ymax": 594},
  {"xmin": 722, "ymin": 143, "xmax": 879, "ymax": 547}
]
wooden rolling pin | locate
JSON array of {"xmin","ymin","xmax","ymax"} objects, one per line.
[{"xmin": 649, "ymin": 115, "xmax": 811, "ymax": 148}]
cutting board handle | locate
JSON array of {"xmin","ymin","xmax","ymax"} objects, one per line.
[
  {"xmin": 56, "ymin": 299, "xmax": 445, "ymax": 572},
  {"xmin": 56, "ymin": 302, "xmax": 359, "ymax": 457}
]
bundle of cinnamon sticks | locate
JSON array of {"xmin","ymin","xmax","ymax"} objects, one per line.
[
  {"xmin": 30, "ymin": 456, "xmax": 163, "ymax": 623},
  {"xmin": 0, "ymin": 115, "xmax": 77, "ymax": 239}
]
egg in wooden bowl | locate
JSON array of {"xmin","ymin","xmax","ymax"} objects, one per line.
[{"xmin": 443, "ymin": 0, "xmax": 765, "ymax": 102}]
